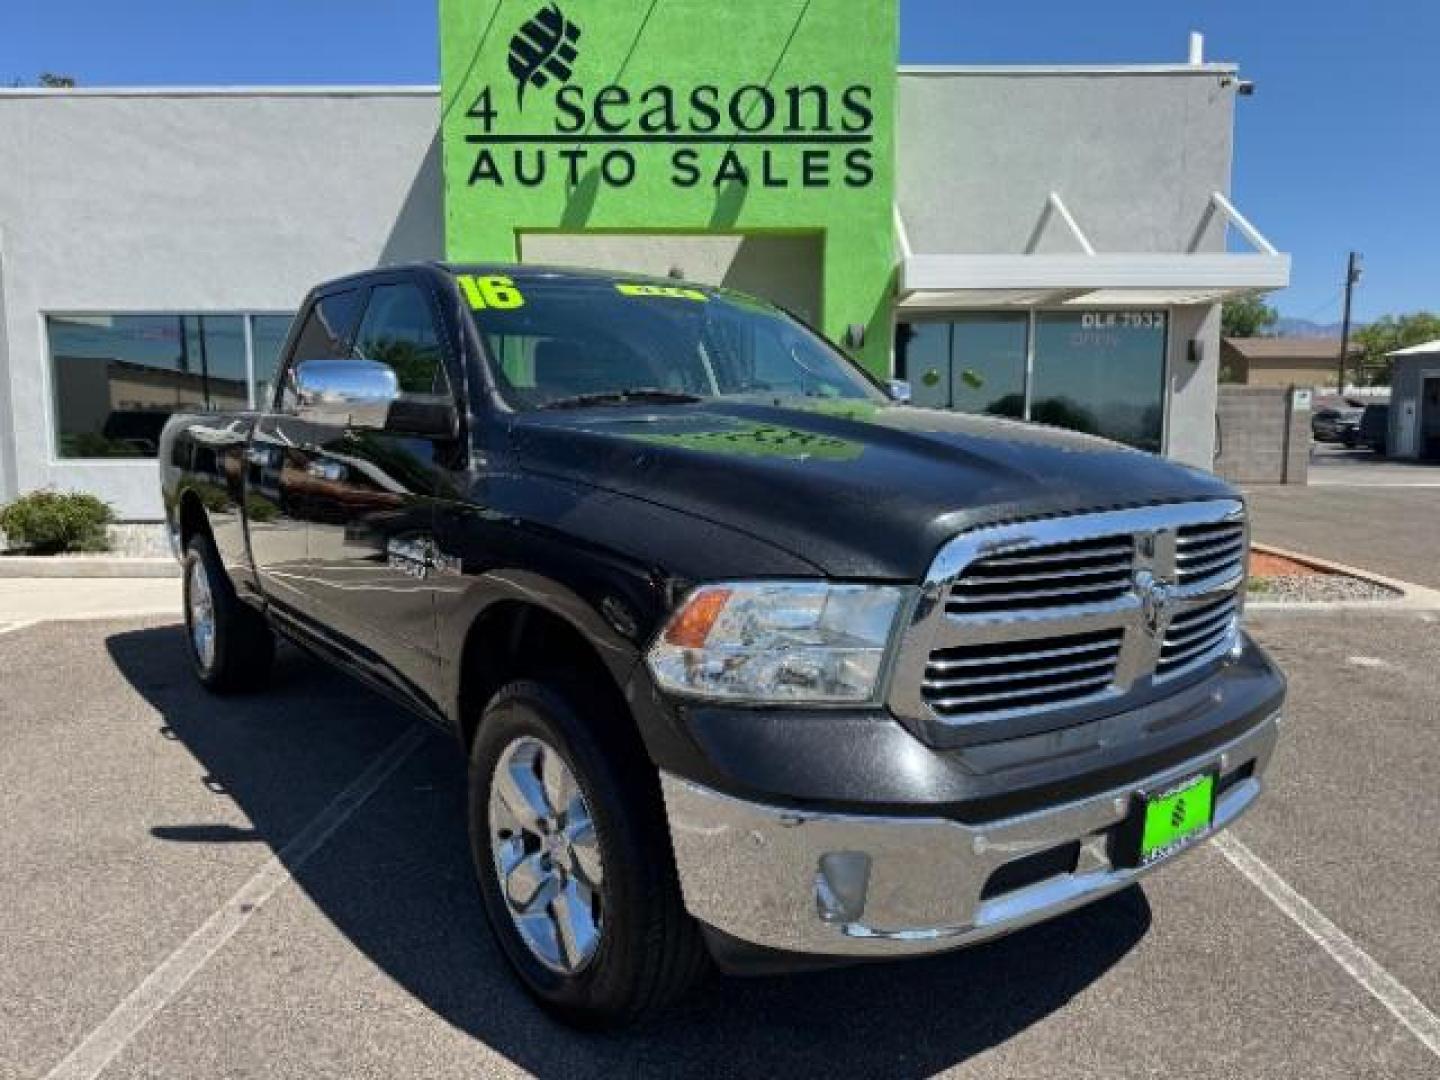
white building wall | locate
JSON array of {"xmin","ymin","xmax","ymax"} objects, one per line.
[
  {"xmin": 0, "ymin": 88, "xmax": 444, "ymax": 518},
  {"xmin": 896, "ymin": 68, "xmax": 1242, "ymax": 469},
  {"xmin": 1166, "ymin": 303, "xmax": 1222, "ymax": 467},
  {"xmin": 0, "ymin": 76, "xmax": 1263, "ymax": 517}
]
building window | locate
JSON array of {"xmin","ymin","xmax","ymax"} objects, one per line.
[
  {"xmin": 895, "ymin": 310, "xmax": 1168, "ymax": 452},
  {"xmin": 48, "ymin": 312, "xmax": 295, "ymax": 459},
  {"xmin": 1031, "ymin": 311, "xmax": 1167, "ymax": 453},
  {"xmin": 896, "ymin": 314, "xmax": 1027, "ymax": 419}
]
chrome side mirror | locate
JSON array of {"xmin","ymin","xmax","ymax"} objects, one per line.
[
  {"xmin": 293, "ymin": 360, "xmax": 399, "ymax": 430},
  {"xmin": 887, "ymin": 379, "xmax": 913, "ymax": 404}
]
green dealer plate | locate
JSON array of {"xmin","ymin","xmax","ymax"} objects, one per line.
[{"xmin": 1137, "ymin": 772, "xmax": 1216, "ymax": 865}]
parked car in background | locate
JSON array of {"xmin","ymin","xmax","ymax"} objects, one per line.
[
  {"xmin": 1357, "ymin": 402, "xmax": 1390, "ymax": 454},
  {"xmin": 1312, "ymin": 405, "xmax": 1363, "ymax": 445}
]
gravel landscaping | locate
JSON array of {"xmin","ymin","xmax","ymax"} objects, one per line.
[
  {"xmin": 1246, "ymin": 547, "xmax": 1403, "ymax": 604},
  {"xmin": 1247, "ymin": 574, "xmax": 1400, "ymax": 604}
]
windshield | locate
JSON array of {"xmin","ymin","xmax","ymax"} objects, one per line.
[{"xmin": 459, "ymin": 274, "xmax": 885, "ymax": 411}]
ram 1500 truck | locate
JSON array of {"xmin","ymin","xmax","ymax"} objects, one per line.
[{"xmin": 160, "ymin": 263, "xmax": 1284, "ymax": 1027}]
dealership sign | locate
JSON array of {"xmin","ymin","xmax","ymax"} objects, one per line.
[
  {"xmin": 439, "ymin": 0, "xmax": 898, "ymax": 371},
  {"xmin": 458, "ymin": 3, "xmax": 879, "ymax": 191}
]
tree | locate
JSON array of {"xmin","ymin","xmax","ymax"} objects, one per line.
[
  {"xmin": 1353, "ymin": 312, "xmax": 1440, "ymax": 386},
  {"xmin": 37, "ymin": 73, "xmax": 77, "ymax": 88},
  {"xmin": 1221, "ymin": 295, "xmax": 1279, "ymax": 339}
]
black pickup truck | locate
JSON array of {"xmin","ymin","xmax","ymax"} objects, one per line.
[{"xmin": 160, "ymin": 263, "xmax": 1284, "ymax": 1026}]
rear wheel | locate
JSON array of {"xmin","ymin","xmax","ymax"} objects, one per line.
[
  {"xmin": 468, "ymin": 678, "xmax": 709, "ymax": 1027},
  {"xmin": 183, "ymin": 533, "xmax": 274, "ymax": 693}
]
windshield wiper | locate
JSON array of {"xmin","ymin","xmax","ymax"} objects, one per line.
[{"xmin": 539, "ymin": 388, "xmax": 704, "ymax": 410}]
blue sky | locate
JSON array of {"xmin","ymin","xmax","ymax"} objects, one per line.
[{"xmin": 4, "ymin": 1, "xmax": 1435, "ymax": 323}]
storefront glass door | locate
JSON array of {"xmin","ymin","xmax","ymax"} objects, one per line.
[
  {"xmin": 895, "ymin": 309, "xmax": 1168, "ymax": 452},
  {"xmin": 895, "ymin": 314, "xmax": 1027, "ymax": 417}
]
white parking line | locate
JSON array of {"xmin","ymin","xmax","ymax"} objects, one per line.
[
  {"xmin": 43, "ymin": 725, "xmax": 429, "ymax": 1080},
  {"xmin": 1215, "ymin": 831, "xmax": 1440, "ymax": 1059}
]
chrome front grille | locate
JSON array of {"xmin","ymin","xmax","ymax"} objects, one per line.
[
  {"xmin": 1158, "ymin": 593, "xmax": 1239, "ymax": 678},
  {"xmin": 1175, "ymin": 520, "xmax": 1246, "ymax": 588},
  {"xmin": 945, "ymin": 536, "xmax": 1134, "ymax": 614},
  {"xmin": 922, "ymin": 628, "xmax": 1124, "ymax": 719},
  {"xmin": 888, "ymin": 500, "xmax": 1248, "ymax": 730}
]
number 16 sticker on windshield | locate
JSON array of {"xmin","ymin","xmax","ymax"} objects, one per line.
[{"xmin": 459, "ymin": 274, "xmax": 526, "ymax": 311}]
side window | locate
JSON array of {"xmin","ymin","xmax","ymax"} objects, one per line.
[
  {"xmin": 293, "ymin": 290, "xmax": 364, "ymax": 361},
  {"xmin": 277, "ymin": 289, "xmax": 364, "ymax": 412},
  {"xmin": 352, "ymin": 283, "xmax": 448, "ymax": 396}
]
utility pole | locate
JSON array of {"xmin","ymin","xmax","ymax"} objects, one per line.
[{"xmin": 1336, "ymin": 251, "xmax": 1363, "ymax": 393}]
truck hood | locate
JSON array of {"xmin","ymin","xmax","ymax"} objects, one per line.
[{"xmin": 507, "ymin": 399, "xmax": 1236, "ymax": 580}]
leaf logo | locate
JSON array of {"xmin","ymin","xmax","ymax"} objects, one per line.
[
  {"xmin": 508, "ymin": 3, "xmax": 582, "ymax": 109},
  {"xmin": 1170, "ymin": 798, "xmax": 1188, "ymax": 830}
]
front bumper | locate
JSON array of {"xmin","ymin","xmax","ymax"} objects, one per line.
[{"xmin": 661, "ymin": 710, "xmax": 1278, "ymax": 959}]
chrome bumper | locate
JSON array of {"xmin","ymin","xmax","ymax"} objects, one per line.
[{"xmin": 661, "ymin": 713, "xmax": 1279, "ymax": 958}]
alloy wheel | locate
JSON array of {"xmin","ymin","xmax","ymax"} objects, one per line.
[
  {"xmin": 488, "ymin": 735, "xmax": 605, "ymax": 974},
  {"xmin": 187, "ymin": 556, "xmax": 217, "ymax": 673}
]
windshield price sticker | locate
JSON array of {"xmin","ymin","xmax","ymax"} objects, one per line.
[
  {"xmin": 615, "ymin": 284, "xmax": 709, "ymax": 302},
  {"xmin": 458, "ymin": 274, "xmax": 526, "ymax": 311}
]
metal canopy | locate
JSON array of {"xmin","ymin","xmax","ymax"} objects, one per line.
[{"xmin": 895, "ymin": 192, "xmax": 1291, "ymax": 310}]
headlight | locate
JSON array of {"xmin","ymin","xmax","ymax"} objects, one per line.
[{"xmin": 647, "ymin": 582, "xmax": 905, "ymax": 704}]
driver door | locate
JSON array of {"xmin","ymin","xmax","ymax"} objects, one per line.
[
  {"xmin": 299, "ymin": 276, "xmax": 463, "ymax": 707},
  {"xmin": 247, "ymin": 287, "xmax": 366, "ymax": 625}
]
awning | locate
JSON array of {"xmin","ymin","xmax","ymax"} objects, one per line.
[{"xmin": 895, "ymin": 192, "xmax": 1291, "ymax": 310}]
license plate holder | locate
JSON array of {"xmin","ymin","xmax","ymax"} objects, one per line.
[{"xmin": 1111, "ymin": 769, "xmax": 1218, "ymax": 869}]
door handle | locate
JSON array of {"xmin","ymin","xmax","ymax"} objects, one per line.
[{"xmin": 306, "ymin": 461, "xmax": 346, "ymax": 482}]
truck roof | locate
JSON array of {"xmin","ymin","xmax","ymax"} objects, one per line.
[
  {"xmin": 439, "ymin": 262, "xmax": 717, "ymax": 291},
  {"xmin": 313, "ymin": 261, "xmax": 717, "ymax": 295}
]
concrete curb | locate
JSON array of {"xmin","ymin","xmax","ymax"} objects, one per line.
[
  {"xmin": 1248, "ymin": 542, "xmax": 1440, "ymax": 614},
  {"xmin": 0, "ymin": 556, "xmax": 179, "ymax": 579}
]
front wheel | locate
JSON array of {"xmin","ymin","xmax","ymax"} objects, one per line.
[
  {"xmin": 468, "ymin": 678, "xmax": 709, "ymax": 1027},
  {"xmin": 183, "ymin": 533, "xmax": 274, "ymax": 693}
]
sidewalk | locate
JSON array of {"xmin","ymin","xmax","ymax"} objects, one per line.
[{"xmin": 0, "ymin": 577, "xmax": 181, "ymax": 631}]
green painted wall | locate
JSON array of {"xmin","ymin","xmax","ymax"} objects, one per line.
[{"xmin": 439, "ymin": 0, "xmax": 898, "ymax": 374}]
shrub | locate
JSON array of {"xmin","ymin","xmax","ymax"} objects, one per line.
[{"xmin": 0, "ymin": 489, "xmax": 114, "ymax": 554}]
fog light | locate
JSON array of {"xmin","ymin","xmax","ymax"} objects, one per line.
[{"xmin": 815, "ymin": 852, "xmax": 871, "ymax": 924}]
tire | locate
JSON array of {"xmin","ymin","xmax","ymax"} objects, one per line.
[
  {"xmin": 182, "ymin": 533, "xmax": 275, "ymax": 693},
  {"xmin": 468, "ymin": 677, "xmax": 710, "ymax": 1027}
]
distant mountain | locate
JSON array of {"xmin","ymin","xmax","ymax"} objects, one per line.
[{"xmin": 1273, "ymin": 317, "xmax": 1365, "ymax": 338}]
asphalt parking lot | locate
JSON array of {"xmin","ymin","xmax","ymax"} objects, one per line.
[
  {"xmin": 1247, "ymin": 446, "xmax": 1440, "ymax": 589},
  {"xmin": 2, "ymin": 603, "xmax": 1437, "ymax": 1079},
  {"xmin": 1307, "ymin": 444, "xmax": 1440, "ymax": 489}
]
